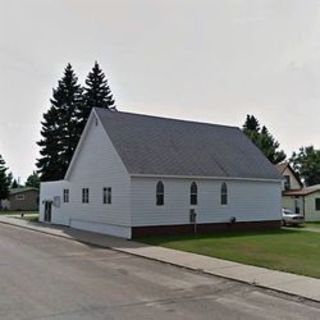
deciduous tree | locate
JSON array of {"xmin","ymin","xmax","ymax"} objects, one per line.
[{"xmin": 290, "ymin": 146, "xmax": 320, "ymax": 186}]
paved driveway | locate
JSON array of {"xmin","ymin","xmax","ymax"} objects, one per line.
[{"xmin": 0, "ymin": 224, "xmax": 319, "ymax": 320}]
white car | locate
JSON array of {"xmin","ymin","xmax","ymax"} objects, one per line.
[{"xmin": 282, "ymin": 208, "xmax": 304, "ymax": 226}]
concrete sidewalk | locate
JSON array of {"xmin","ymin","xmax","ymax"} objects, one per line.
[{"xmin": 1, "ymin": 215, "xmax": 320, "ymax": 303}]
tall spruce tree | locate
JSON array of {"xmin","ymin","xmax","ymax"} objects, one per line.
[
  {"xmin": 37, "ymin": 64, "xmax": 84, "ymax": 181},
  {"xmin": 82, "ymin": 61, "xmax": 116, "ymax": 123},
  {"xmin": 242, "ymin": 115, "xmax": 286, "ymax": 164},
  {"xmin": 6, "ymin": 172, "xmax": 13, "ymax": 188},
  {"xmin": 243, "ymin": 115, "xmax": 260, "ymax": 133},
  {"xmin": 0, "ymin": 155, "xmax": 10, "ymax": 201},
  {"xmin": 11, "ymin": 179, "xmax": 19, "ymax": 189}
]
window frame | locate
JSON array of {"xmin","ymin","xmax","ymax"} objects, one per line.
[
  {"xmin": 284, "ymin": 175, "xmax": 291, "ymax": 190},
  {"xmin": 190, "ymin": 182, "xmax": 198, "ymax": 205},
  {"xmin": 294, "ymin": 197, "xmax": 301, "ymax": 214},
  {"xmin": 63, "ymin": 189, "xmax": 69, "ymax": 203},
  {"xmin": 156, "ymin": 181, "xmax": 164, "ymax": 206},
  {"xmin": 82, "ymin": 188, "xmax": 89, "ymax": 204},
  {"xmin": 103, "ymin": 187, "xmax": 112, "ymax": 204},
  {"xmin": 315, "ymin": 198, "xmax": 320, "ymax": 211},
  {"xmin": 221, "ymin": 182, "xmax": 228, "ymax": 206}
]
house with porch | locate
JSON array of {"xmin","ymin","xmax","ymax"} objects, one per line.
[{"xmin": 276, "ymin": 162, "xmax": 320, "ymax": 221}]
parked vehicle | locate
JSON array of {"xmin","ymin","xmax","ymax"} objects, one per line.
[{"xmin": 282, "ymin": 208, "xmax": 304, "ymax": 226}]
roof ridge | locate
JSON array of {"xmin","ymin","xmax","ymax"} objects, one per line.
[{"xmin": 94, "ymin": 107, "xmax": 239, "ymax": 130}]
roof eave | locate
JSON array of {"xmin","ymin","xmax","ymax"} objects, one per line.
[{"xmin": 129, "ymin": 173, "xmax": 282, "ymax": 183}]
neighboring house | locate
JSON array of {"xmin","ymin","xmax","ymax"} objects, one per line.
[
  {"xmin": 276, "ymin": 162, "xmax": 320, "ymax": 221},
  {"xmin": 1, "ymin": 187, "xmax": 39, "ymax": 211},
  {"xmin": 275, "ymin": 162, "xmax": 303, "ymax": 192},
  {"xmin": 39, "ymin": 108, "xmax": 282, "ymax": 239}
]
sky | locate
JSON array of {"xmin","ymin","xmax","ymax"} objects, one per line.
[{"xmin": 1, "ymin": 0, "xmax": 320, "ymax": 182}]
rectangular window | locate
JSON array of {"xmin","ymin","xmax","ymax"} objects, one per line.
[
  {"xmin": 63, "ymin": 189, "xmax": 69, "ymax": 203},
  {"xmin": 284, "ymin": 175, "xmax": 291, "ymax": 190},
  {"xmin": 82, "ymin": 188, "xmax": 89, "ymax": 203},
  {"xmin": 294, "ymin": 197, "xmax": 300, "ymax": 214},
  {"xmin": 103, "ymin": 187, "xmax": 112, "ymax": 204},
  {"xmin": 315, "ymin": 198, "xmax": 320, "ymax": 211},
  {"xmin": 16, "ymin": 194, "xmax": 25, "ymax": 201}
]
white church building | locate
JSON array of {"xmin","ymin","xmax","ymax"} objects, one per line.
[{"xmin": 39, "ymin": 108, "xmax": 282, "ymax": 239}]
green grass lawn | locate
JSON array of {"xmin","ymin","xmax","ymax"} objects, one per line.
[
  {"xmin": 305, "ymin": 222, "xmax": 320, "ymax": 228},
  {"xmin": 0, "ymin": 210, "xmax": 38, "ymax": 215},
  {"xmin": 142, "ymin": 229, "xmax": 320, "ymax": 278},
  {"xmin": 20, "ymin": 213, "xmax": 39, "ymax": 223},
  {"xmin": 0, "ymin": 211, "xmax": 39, "ymax": 222}
]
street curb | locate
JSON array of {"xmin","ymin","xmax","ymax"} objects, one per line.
[{"xmin": 0, "ymin": 219, "xmax": 318, "ymax": 304}]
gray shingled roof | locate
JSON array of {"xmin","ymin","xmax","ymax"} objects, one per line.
[{"xmin": 95, "ymin": 108, "xmax": 281, "ymax": 180}]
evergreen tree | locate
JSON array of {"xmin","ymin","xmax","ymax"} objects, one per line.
[
  {"xmin": 11, "ymin": 179, "xmax": 20, "ymax": 189},
  {"xmin": 243, "ymin": 115, "xmax": 260, "ymax": 133},
  {"xmin": 25, "ymin": 171, "xmax": 40, "ymax": 189},
  {"xmin": 82, "ymin": 61, "xmax": 116, "ymax": 123},
  {"xmin": 0, "ymin": 155, "xmax": 10, "ymax": 201},
  {"xmin": 6, "ymin": 172, "xmax": 13, "ymax": 188},
  {"xmin": 37, "ymin": 64, "xmax": 84, "ymax": 181},
  {"xmin": 242, "ymin": 115, "xmax": 286, "ymax": 164}
]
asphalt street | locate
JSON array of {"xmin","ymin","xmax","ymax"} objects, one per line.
[{"xmin": 0, "ymin": 223, "xmax": 319, "ymax": 320}]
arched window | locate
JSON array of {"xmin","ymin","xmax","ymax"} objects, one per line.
[
  {"xmin": 190, "ymin": 182, "xmax": 198, "ymax": 205},
  {"xmin": 221, "ymin": 183, "xmax": 228, "ymax": 205},
  {"xmin": 156, "ymin": 181, "xmax": 164, "ymax": 206}
]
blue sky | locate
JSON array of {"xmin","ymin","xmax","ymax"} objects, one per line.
[{"xmin": 1, "ymin": 0, "xmax": 320, "ymax": 181}]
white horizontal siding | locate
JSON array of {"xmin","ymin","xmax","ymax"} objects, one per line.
[
  {"xmin": 131, "ymin": 177, "xmax": 281, "ymax": 226},
  {"xmin": 304, "ymin": 192, "xmax": 320, "ymax": 221},
  {"xmin": 39, "ymin": 180, "xmax": 70, "ymax": 225},
  {"xmin": 39, "ymin": 114, "xmax": 131, "ymax": 238},
  {"xmin": 64, "ymin": 114, "xmax": 131, "ymax": 229}
]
